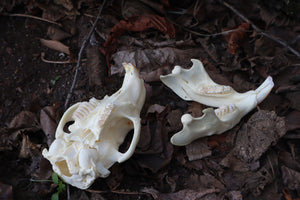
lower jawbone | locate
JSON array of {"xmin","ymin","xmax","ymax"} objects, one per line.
[
  {"xmin": 42, "ymin": 63, "xmax": 146, "ymax": 189},
  {"xmin": 161, "ymin": 59, "xmax": 274, "ymax": 146}
]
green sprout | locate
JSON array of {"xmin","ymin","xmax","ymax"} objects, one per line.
[
  {"xmin": 51, "ymin": 172, "xmax": 66, "ymax": 200},
  {"xmin": 51, "ymin": 76, "xmax": 61, "ymax": 85}
]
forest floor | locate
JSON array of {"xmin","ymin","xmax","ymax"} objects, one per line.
[{"xmin": 0, "ymin": 0, "xmax": 300, "ymax": 199}]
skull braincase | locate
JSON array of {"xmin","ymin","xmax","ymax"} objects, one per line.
[{"xmin": 42, "ymin": 63, "xmax": 146, "ymax": 189}]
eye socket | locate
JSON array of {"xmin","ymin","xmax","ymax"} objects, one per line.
[
  {"xmin": 63, "ymin": 121, "xmax": 74, "ymax": 133},
  {"xmin": 118, "ymin": 129, "xmax": 134, "ymax": 153}
]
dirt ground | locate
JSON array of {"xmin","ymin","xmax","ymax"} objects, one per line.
[{"xmin": 1, "ymin": 0, "xmax": 300, "ymax": 200}]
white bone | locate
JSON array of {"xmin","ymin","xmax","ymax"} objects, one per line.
[
  {"xmin": 42, "ymin": 63, "xmax": 146, "ymax": 189},
  {"xmin": 160, "ymin": 59, "xmax": 274, "ymax": 146}
]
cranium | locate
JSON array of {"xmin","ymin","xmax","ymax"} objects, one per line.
[
  {"xmin": 160, "ymin": 59, "xmax": 274, "ymax": 146},
  {"xmin": 42, "ymin": 63, "xmax": 146, "ymax": 189}
]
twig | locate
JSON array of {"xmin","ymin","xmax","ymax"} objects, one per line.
[
  {"xmin": 4, "ymin": 13, "xmax": 62, "ymax": 27},
  {"xmin": 221, "ymin": 1, "xmax": 300, "ymax": 58},
  {"xmin": 64, "ymin": 0, "xmax": 107, "ymax": 110},
  {"xmin": 166, "ymin": 15, "xmax": 251, "ymax": 37}
]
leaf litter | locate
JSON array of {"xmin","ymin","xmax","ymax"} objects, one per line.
[{"xmin": 1, "ymin": 0, "xmax": 300, "ymax": 199}]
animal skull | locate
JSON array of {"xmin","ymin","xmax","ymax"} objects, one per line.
[
  {"xmin": 160, "ymin": 59, "xmax": 274, "ymax": 146},
  {"xmin": 42, "ymin": 63, "xmax": 146, "ymax": 189}
]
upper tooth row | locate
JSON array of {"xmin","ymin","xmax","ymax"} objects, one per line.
[{"xmin": 198, "ymin": 85, "xmax": 232, "ymax": 95}]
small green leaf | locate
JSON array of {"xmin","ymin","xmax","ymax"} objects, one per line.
[
  {"xmin": 51, "ymin": 192, "xmax": 59, "ymax": 200},
  {"xmin": 52, "ymin": 172, "xmax": 59, "ymax": 184}
]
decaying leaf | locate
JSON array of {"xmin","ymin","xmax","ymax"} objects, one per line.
[
  {"xmin": 233, "ymin": 110, "xmax": 286, "ymax": 163},
  {"xmin": 185, "ymin": 139, "xmax": 212, "ymax": 161},
  {"xmin": 111, "ymin": 47, "xmax": 204, "ymax": 75},
  {"xmin": 47, "ymin": 26, "xmax": 72, "ymax": 41},
  {"xmin": 9, "ymin": 111, "xmax": 39, "ymax": 129},
  {"xmin": 135, "ymin": 104, "xmax": 173, "ymax": 173},
  {"xmin": 86, "ymin": 46, "xmax": 107, "ymax": 88},
  {"xmin": 102, "ymin": 14, "xmax": 176, "ymax": 71},
  {"xmin": 281, "ymin": 166, "xmax": 300, "ymax": 190},
  {"xmin": 40, "ymin": 105, "xmax": 59, "ymax": 146},
  {"xmin": 226, "ymin": 22, "xmax": 250, "ymax": 54}
]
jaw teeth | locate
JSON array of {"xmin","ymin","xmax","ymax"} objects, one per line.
[
  {"xmin": 98, "ymin": 104, "xmax": 114, "ymax": 127},
  {"xmin": 198, "ymin": 85, "xmax": 232, "ymax": 95},
  {"xmin": 214, "ymin": 104, "xmax": 237, "ymax": 118},
  {"xmin": 73, "ymin": 98, "xmax": 98, "ymax": 121}
]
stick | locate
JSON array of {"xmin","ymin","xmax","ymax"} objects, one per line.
[
  {"xmin": 64, "ymin": 0, "xmax": 107, "ymax": 110},
  {"xmin": 4, "ymin": 13, "xmax": 62, "ymax": 27},
  {"xmin": 221, "ymin": 1, "xmax": 300, "ymax": 58}
]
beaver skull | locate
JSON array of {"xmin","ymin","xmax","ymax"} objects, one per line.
[{"xmin": 42, "ymin": 63, "xmax": 146, "ymax": 189}]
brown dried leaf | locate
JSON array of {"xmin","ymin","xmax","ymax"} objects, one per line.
[
  {"xmin": 141, "ymin": 66, "xmax": 172, "ymax": 83},
  {"xmin": 226, "ymin": 22, "xmax": 250, "ymax": 54},
  {"xmin": 233, "ymin": 110, "xmax": 286, "ymax": 163},
  {"xmin": 40, "ymin": 105, "xmax": 59, "ymax": 146},
  {"xmin": 166, "ymin": 109, "xmax": 182, "ymax": 132},
  {"xmin": 86, "ymin": 46, "xmax": 107, "ymax": 88},
  {"xmin": 9, "ymin": 111, "xmax": 39, "ymax": 129},
  {"xmin": 47, "ymin": 26, "xmax": 71, "ymax": 41},
  {"xmin": 159, "ymin": 188, "xmax": 220, "ymax": 200},
  {"xmin": 281, "ymin": 166, "xmax": 300, "ymax": 190},
  {"xmin": 111, "ymin": 47, "xmax": 205, "ymax": 75},
  {"xmin": 40, "ymin": 38, "xmax": 70, "ymax": 55},
  {"xmin": 285, "ymin": 111, "xmax": 300, "ymax": 131},
  {"xmin": 186, "ymin": 139, "xmax": 212, "ymax": 161}
]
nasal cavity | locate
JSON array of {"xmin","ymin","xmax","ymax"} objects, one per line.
[{"xmin": 55, "ymin": 160, "xmax": 72, "ymax": 177}]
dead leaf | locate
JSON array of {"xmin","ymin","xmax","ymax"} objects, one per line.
[
  {"xmin": 47, "ymin": 26, "xmax": 71, "ymax": 41},
  {"xmin": 281, "ymin": 166, "xmax": 300, "ymax": 190},
  {"xmin": 158, "ymin": 188, "xmax": 220, "ymax": 200},
  {"xmin": 226, "ymin": 191, "xmax": 242, "ymax": 200},
  {"xmin": 226, "ymin": 22, "xmax": 250, "ymax": 54},
  {"xmin": 233, "ymin": 110, "xmax": 286, "ymax": 163},
  {"xmin": 141, "ymin": 65, "xmax": 172, "ymax": 82},
  {"xmin": 0, "ymin": 182, "xmax": 13, "ymax": 200},
  {"xmin": 86, "ymin": 46, "xmax": 107, "ymax": 88},
  {"xmin": 105, "ymin": 164, "xmax": 123, "ymax": 190},
  {"xmin": 111, "ymin": 47, "xmax": 204, "ymax": 76},
  {"xmin": 186, "ymin": 139, "xmax": 212, "ymax": 161},
  {"xmin": 166, "ymin": 109, "xmax": 182, "ymax": 132},
  {"xmin": 40, "ymin": 38, "xmax": 70, "ymax": 55},
  {"xmin": 102, "ymin": 14, "xmax": 175, "ymax": 71},
  {"xmin": 9, "ymin": 111, "xmax": 39, "ymax": 129},
  {"xmin": 40, "ymin": 105, "xmax": 59, "ymax": 146},
  {"xmin": 285, "ymin": 111, "xmax": 300, "ymax": 131}
]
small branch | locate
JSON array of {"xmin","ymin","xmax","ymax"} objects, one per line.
[
  {"xmin": 30, "ymin": 179, "xmax": 52, "ymax": 183},
  {"xmin": 40, "ymin": 52, "xmax": 87, "ymax": 64},
  {"xmin": 4, "ymin": 13, "xmax": 62, "ymax": 27},
  {"xmin": 64, "ymin": 0, "xmax": 107, "ymax": 110},
  {"xmin": 221, "ymin": 1, "xmax": 300, "ymax": 58}
]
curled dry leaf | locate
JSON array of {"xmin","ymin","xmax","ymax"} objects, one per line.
[
  {"xmin": 40, "ymin": 38, "xmax": 70, "ymax": 55},
  {"xmin": 226, "ymin": 22, "xmax": 250, "ymax": 54},
  {"xmin": 47, "ymin": 26, "xmax": 71, "ymax": 41}
]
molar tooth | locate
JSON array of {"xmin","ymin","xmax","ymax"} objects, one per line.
[{"xmin": 198, "ymin": 85, "xmax": 232, "ymax": 95}]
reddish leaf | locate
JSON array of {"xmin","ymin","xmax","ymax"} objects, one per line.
[
  {"xmin": 226, "ymin": 22, "xmax": 250, "ymax": 54},
  {"xmin": 102, "ymin": 14, "xmax": 175, "ymax": 73}
]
